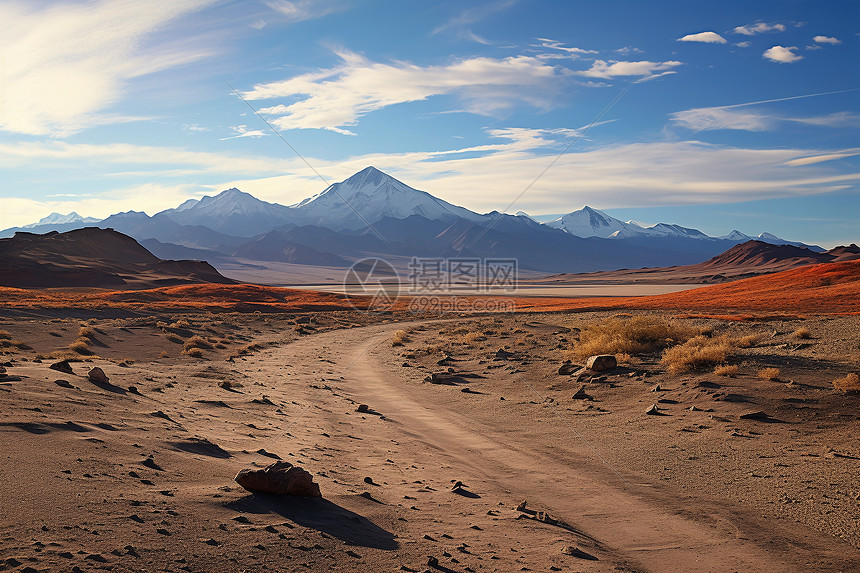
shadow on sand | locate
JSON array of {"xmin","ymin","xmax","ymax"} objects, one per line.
[{"xmin": 226, "ymin": 494, "xmax": 398, "ymax": 550}]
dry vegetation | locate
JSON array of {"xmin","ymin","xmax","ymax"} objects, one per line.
[
  {"xmin": 714, "ymin": 364, "xmax": 739, "ymax": 377},
  {"xmin": 791, "ymin": 327, "xmax": 812, "ymax": 339},
  {"xmin": 757, "ymin": 367, "xmax": 781, "ymax": 381},
  {"xmin": 391, "ymin": 329, "xmax": 410, "ymax": 347},
  {"xmin": 833, "ymin": 372, "xmax": 860, "ymax": 393},
  {"xmin": 568, "ymin": 316, "xmax": 697, "ymax": 360},
  {"xmin": 660, "ymin": 335, "xmax": 734, "ymax": 374}
]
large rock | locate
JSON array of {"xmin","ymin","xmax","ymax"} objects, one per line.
[
  {"xmin": 50, "ymin": 360, "xmax": 74, "ymax": 374},
  {"xmin": 585, "ymin": 355, "xmax": 617, "ymax": 372},
  {"xmin": 87, "ymin": 367, "xmax": 109, "ymax": 384},
  {"xmin": 235, "ymin": 461, "xmax": 321, "ymax": 497}
]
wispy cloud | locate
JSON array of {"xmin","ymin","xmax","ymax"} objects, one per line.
[
  {"xmin": 785, "ymin": 149, "xmax": 860, "ymax": 166},
  {"xmin": 813, "ymin": 35, "xmax": 841, "ymax": 45},
  {"xmin": 575, "ymin": 60, "xmax": 681, "ymax": 79},
  {"xmin": 670, "ymin": 89, "xmax": 859, "ymax": 131},
  {"xmin": 614, "ymin": 46, "xmax": 644, "ymax": 55},
  {"xmin": 734, "ymin": 22, "xmax": 786, "ymax": 35},
  {"xmin": 734, "ymin": 41, "xmax": 751, "ymax": 48},
  {"xmin": 265, "ymin": 0, "xmax": 344, "ymax": 23},
  {"xmin": 0, "ymin": 0, "xmax": 217, "ymax": 137},
  {"xmin": 677, "ymin": 31, "xmax": 726, "ymax": 44},
  {"xmin": 243, "ymin": 50, "xmax": 565, "ymax": 134},
  {"xmin": 219, "ymin": 125, "xmax": 270, "ymax": 140},
  {"xmin": 432, "ymin": 0, "xmax": 516, "ymax": 40},
  {"xmin": 763, "ymin": 45, "xmax": 803, "ymax": 63},
  {"xmin": 533, "ymin": 38, "xmax": 599, "ymax": 59}
]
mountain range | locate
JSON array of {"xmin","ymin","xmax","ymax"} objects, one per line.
[{"xmin": 1, "ymin": 166, "xmax": 828, "ymax": 280}]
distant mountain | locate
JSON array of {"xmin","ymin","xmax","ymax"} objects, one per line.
[
  {"xmin": 23, "ymin": 211, "xmax": 99, "ymax": 228},
  {"xmin": 0, "ymin": 228, "xmax": 232, "ymax": 288},
  {"xmin": 290, "ymin": 166, "xmax": 485, "ymax": 230},
  {"xmin": 157, "ymin": 188, "xmax": 296, "ymax": 237}
]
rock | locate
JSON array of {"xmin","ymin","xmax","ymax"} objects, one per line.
[
  {"xmin": 235, "ymin": 461, "xmax": 321, "ymax": 497},
  {"xmin": 0, "ymin": 365, "xmax": 6, "ymax": 377},
  {"xmin": 50, "ymin": 360, "xmax": 74, "ymax": 374},
  {"xmin": 650, "ymin": 384, "xmax": 662, "ymax": 392},
  {"xmin": 739, "ymin": 411, "xmax": 770, "ymax": 421},
  {"xmin": 494, "ymin": 348, "xmax": 514, "ymax": 360},
  {"xmin": 561, "ymin": 545, "xmax": 598, "ymax": 560},
  {"xmin": 645, "ymin": 403, "xmax": 661, "ymax": 415},
  {"xmin": 558, "ymin": 363, "xmax": 580, "ymax": 375},
  {"xmin": 87, "ymin": 367, "xmax": 109, "ymax": 384},
  {"xmin": 356, "ymin": 404, "xmax": 369, "ymax": 413},
  {"xmin": 585, "ymin": 355, "xmax": 616, "ymax": 372},
  {"xmin": 571, "ymin": 385, "xmax": 591, "ymax": 400}
]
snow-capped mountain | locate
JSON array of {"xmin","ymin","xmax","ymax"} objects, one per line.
[
  {"xmin": 157, "ymin": 188, "xmax": 295, "ymax": 237},
  {"xmin": 290, "ymin": 166, "xmax": 485, "ymax": 230},
  {"xmin": 718, "ymin": 230, "xmax": 821, "ymax": 251},
  {"xmin": 23, "ymin": 212, "xmax": 98, "ymax": 228}
]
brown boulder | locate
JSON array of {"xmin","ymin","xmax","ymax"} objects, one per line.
[
  {"xmin": 87, "ymin": 367, "xmax": 109, "ymax": 384},
  {"xmin": 234, "ymin": 461, "xmax": 321, "ymax": 497},
  {"xmin": 50, "ymin": 360, "xmax": 74, "ymax": 374},
  {"xmin": 585, "ymin": 355, "xmax": 616, "ymax": 372}
]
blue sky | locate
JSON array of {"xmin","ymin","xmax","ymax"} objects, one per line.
[{"xmin": 1, "ymin": 0, "xmax": 858, "ymax": 247}]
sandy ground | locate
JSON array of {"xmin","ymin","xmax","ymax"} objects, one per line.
[{"xmin": 0, "ymin": 310, "xmax": 858, "ymax": 572}]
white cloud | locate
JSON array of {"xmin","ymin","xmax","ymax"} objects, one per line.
[
  {"xmin": 0, "ymin": 0, "xmax": 217, "ymax": 137},
  {"xmin": 763, "ymin": 45, "xmax": 803, "ymax": 63},
  {"xmin": 734, "ymin": 22, "xmax": 786, "ymax": 35},
  {"xmin": 575, "ymin": 60, "xmax": 682, "ymax": 79},
  {"xmin": 615, "ymin": 46, "xmax": 644, "ymax": 55},
  {"xmin": 785, "ymin": 149, "xmax": 860, "ymax": 166},
  {"xmin": 677, "ymin": 31, "xmax": 727, "ymax": 44},
  {"xmin": 734, "ymin": 41, "xmax": 752, "ymax": 48},
  {"xmin": 243, "ymin": 51, "xmax": 565, "ymax": 134},
  {"xmin": 813, "ymin": 35, "xmax": 841, "ymax": 44},
  {"xmin": 265, "ymin": 0, "xmax": 343, "ymax": 23},
  {"xmin": 219, "ymin": 125, "xmax": 270, "ymax": 140},
  {"xmin": 533, "ymin": 38, "xmax": 599, "ymax": 58}
]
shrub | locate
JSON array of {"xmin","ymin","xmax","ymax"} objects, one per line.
[
  {"xmin": 571, "ymin": 316, "xmax": 697, "ymax": 360},
  {"xmin": 714, "ymin": 364, "xmax": 739, "ymax": 377},
  {"xmin": 735, "ymin": 334, "xmax": 761, "ymax": 348},
  {"xmin": 68, "ymin": 340, "xmax": 92, "ymax": 354},
  {"xmin": 757, "ymin": 367, "xmax": 781, "ymax": 381},
  {"xmin": 391, "ymin": 330, "xmax": 410, "ymax": 346},
  {"xmin": 660, "ymin": 335, "xmax": 734, "ymax": 374},
  {"xmin": 833, "ymin": 373, "xmax": 860, "ymax": 393},
  {"xmin": 183, "ymin": 347, "xmax": 204, "ymax": 358},
  {"xmin": 791, "ymin": 327, "xmax": 812, "ymax": 340},
  {"xmin": 77, "ymin": 326, "xmax": 96, "ymax": 339},
  {"xmin": 461, "ymin": 332, "xmax": 485, "ymax": 345},
  {"xmin": 183, "ymin": 336, "xmax": 212, "ymax": 352}
]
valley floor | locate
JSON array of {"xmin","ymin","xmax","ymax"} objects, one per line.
[{"xmin": 0, "ymin": 309, "xmax": 858, "ymax": 572}]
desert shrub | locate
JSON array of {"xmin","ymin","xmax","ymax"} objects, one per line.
[
  {"xmin": 0, "ymin": 330, "xmax": 10, "ymax": 340},
  {"xmin": 158, "ymin": 351, "xmax": 170, "ymax": 358},
  {"xmin": 461, "ymin": 332, "xmax": 485, "ymax": 345},
  {"xmin": 833, "ymin": 373, "xmax": 860, "ymax": 393},
  {"xmin": 714, "ymin": 364, "xmax": 739, "ymax": 377},
  {"xmin": 182, "ymin": 347, "xmax": 204, "ymax": 358},
  {"xmin": 660, "ymin": 335, "xmax": 734, "ymax": 373},
  {"xmin": 735, "ymin": 334, "xmax": 761, "ymax": 348},
  {"xmin": 171, "ymin": 319, "xmax": 191, "ymax": 329},
  {"xmin": 183, "ymin": 336, "xmax": 212, "ymax": 352},
  {"xmin": 68, "ymin": 340, "xmax": 92, "ymax": 354},
  {"xmin": 571, "ymin": 316, "xmax": 697, "ymax": 360},
  {"xmin": 757, "ymin": 367, "xmax": 781, "ymax": 381},
  {"xmin": 791, "ymin": 327, "xmax": 812, "ymax": 340},
  {"xmin": 77, "ymin": 326, "xmax": 96, "ymax": 339},
  {"xmin": 237, "ymin": 343, "xmax": 262, "ymax": 355},
  {"xmin": 391, "ymin": 330, "xmax": 410, "ymax": 346}
]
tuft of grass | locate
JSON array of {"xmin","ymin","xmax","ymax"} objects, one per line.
[
  {"xmin": 183, "ymin": 335, "xmax": 212, "ymax": 352},
  {"xmin": 714, "ymin": 364, "xmax": 739, "ymax": 377},
  {"xmin": 391, "ymin": 329, "xmax": 410, "ymax": 347},
  {"xmin": 570, "ymin": 316, "xmax": 697, "ymax": 360},
  {"xmin": 660, "ymin": 335, "xmax": 734, "ymax": 374},
  {"xmin": 77, "ymin": 326, "xmax": 96, "ymax": 339},
  {"xmin": 461, "ymin": 332, "xmax": 485, "ymax": 345},
  {"xmin": 757, "ymin": 367, "xmax": 781, "ymax": 381},
  {"xmin": 791, "ymin": 327, "xmax": 812, "ymax": 340},
  {"xmin": 183, "ymin": 347, "xmax": 204, "ymax": 358},
  {"xmin": 833, "ymin": 373, "xmax": 860, "ymax": 393},
  {"xmin": 68, "ymin": 339, "xmax": 92, "ymax": 354},
  {"xmin": 735, "ymin": 334, "xmax": 761, "ymax": 348},
  {"xmin": 615, "ymin": 353, "xmax": 633, "ymax": 364}
]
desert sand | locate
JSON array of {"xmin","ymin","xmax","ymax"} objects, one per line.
[{"xmin": 0, "ymin": 304, "xmax": 858, "ymax": 572}]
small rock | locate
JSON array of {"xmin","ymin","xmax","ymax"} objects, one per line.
[
  {"xmin": 87, "ymin": 367, "xmax": 109, "ymax": 384},
  {"xmin": 363, "ymin": 476, "xmax": 375, "ymax": 485},
  {"xmin": 50, "ymin": 360, "xmax": 74, "ymax": 374},
  {"xmin": 739, "ymin": 411, "xmax": 770, "ymax": 421},
  {"xmin": 141, "ymin": 457, "xmax": 163, "ymax": 471},
  {"xmin": 561, "ymin": 545, "xmax": 598, "ymax": 560},
  {"xmin": 356, "ymin": 404, "xmax": 370, "ymax": 413},
  {"xmin": 571, "ymin": 385, "xmax": 591, "ymax": 400},
  {"xmin": 650, "ymin": 384, "xmax": 662, "ymax": 392},
  {"xmin": 645, "ymin": 403, "xmax": 662, "ymax": 415},
  {"xmin": 235, "ymin": 461, "xmax": 321, "ymax": 497},
  {"xmin": 585, "ymin": 355, "xmax": 616, "ymax": 372},
  {"xmin": 558, "ymin": 363, "xmax": 580, "ymax": 375}
]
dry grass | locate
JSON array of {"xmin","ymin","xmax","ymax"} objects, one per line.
[
  {"xmin": 391, "ymin": 330, "xmax": 410, "ymax": 347},
  {"xmin": 660, "ymin": 335, "xmax": 734, "ymax": 374},
  {"xmin": 791, "ymin": 327, "xmax": 812, "ymax": 339},
  {"xmin": 833, "ymin": 373, "xmax": 860, "ymax": 393},
  {"xmin": 77, "ymin": 326, "xmax": 96, "ymax": 339},
  {"xmin": 757, "ymin": 367, "xmax": 781, "ymax": 381},
  {"xmin": 461, "ymin": 332, "xmax": 486, "ymax": 345},
  {"xmin": 182, "ymin": 347, "xmax": 204, "ymax": 358},
  {"xmin": 714, "ymin": 364, "xmax": 739, "ymax": 377},
  {"xmin": 183, "ymin": 335, "xmax": 213, "ymax": 352},
  {"xmin": 735, "ymin": 334, "xmax": 761, "ymax": 348},
  {"xmin": 68, "ymin": 339, "xmax": 92, "ymax": 354},
  {"xmin": 570, "ymin": 316, "xmax": 697, "ymax": 360}
]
